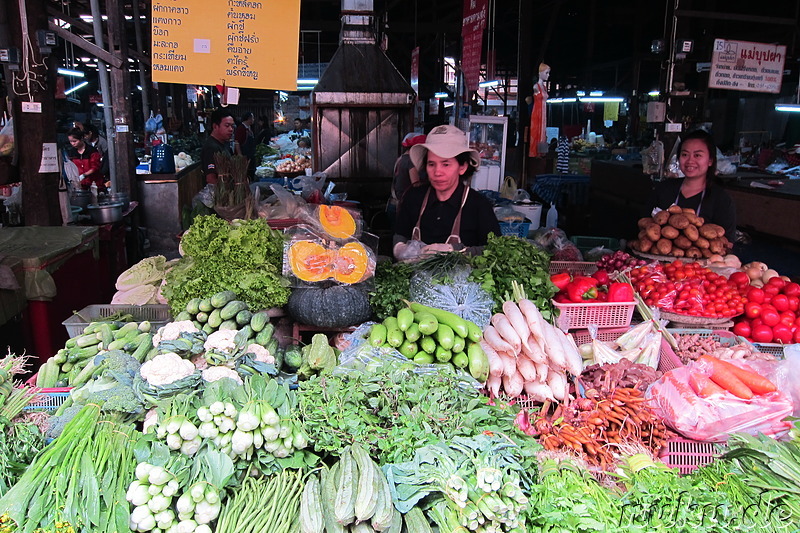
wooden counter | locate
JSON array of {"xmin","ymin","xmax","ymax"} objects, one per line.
[
  {"xmin": 720, "ymin": 177, "xmax": 800, "ymax": 243},
  {"xmin": 137, "ymin": 163, "xmax": 203, "ymax": 252}
]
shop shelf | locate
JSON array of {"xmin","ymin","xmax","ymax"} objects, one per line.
[
  {"xmin": 554, "ymin": 300, "xmax": 635, "ymax": 330},
  {"xmin": 660, "ymin": 437, "xmax": 723, "ymax": 475},
  {"xmin": 548, "ymin": 261, "xmax": 598, "ymax": 276},
  {"xmin": 499, "ymin": 222, "xmax": 531, "ymax": 239},
  {"xmin": 62, "ymin": 304, "xmax": 172, "ymax": 338}
]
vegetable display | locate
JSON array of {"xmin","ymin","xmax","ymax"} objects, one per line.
[
  {"xmin": 369, "ymin": 261, "xmax": 414, "ymax": 320},
  {"xmin": 630, "ymin": 205, "xmax": 732, "ymax": 258},
  {"xmin": 732, "ymin": 275, "xmax": 800, "ymax": 344}
]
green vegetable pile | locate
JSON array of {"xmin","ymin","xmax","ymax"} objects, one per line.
[
  {"xmin": 469, "ymin": 234, "xmax": 558, "ymax": 320},
  {"xmin": 369, "ymin": 260, "xmax": 414, "ymax": 320},
  {"xmin": 164, "ymin": 216, "xmax": 290, "ymax": 315},
  {"xmin": 296, "ymin": 359, "xmax": 522, "ymax": 465}
]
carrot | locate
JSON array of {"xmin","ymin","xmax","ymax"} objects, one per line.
[
  {"xmin": 712, "ymin": 357, "xmax": 777, "ymax": 395},
  {"xmin": 699, "ymin": 355, "xmax": 754, "ymax": 399},
  {"xmin": 688, "ymin": 373, "xmax": 726, "ymax": 397}
]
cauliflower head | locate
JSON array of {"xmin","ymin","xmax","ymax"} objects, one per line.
[
  {"xmin": 204, "ymin": 330, "xmax": 239, "ymax": 353},
  {"xmin": 140, "ymin": 352, "xmax": 196, "ymax": 386},
  {"xmin": 152, "ymin": 321, "xmax": 199, "ymax": 346},
  {"xmin": 201, "ymin": 366, "xmax": 243, "ymax": 384},
  {"xmin": 245, "ymin": 343, "xmax": 275, "ymax": 365}
]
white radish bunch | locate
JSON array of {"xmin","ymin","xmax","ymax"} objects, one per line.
[
  {"xmin": 174, "ymin": 482, "xmax": 221, "ymax": 531},
  {"xmin": 127, "ymin": 462, "xmax": 180, "ymax": 532},
  {"xmin": 483, "ymin": 296, "xmax": 582, "ymax": 402}
]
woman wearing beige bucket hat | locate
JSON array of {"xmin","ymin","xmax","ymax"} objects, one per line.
[{"xmin": 393, "ymin": 125, "xmax": 500, "ymax": 260}]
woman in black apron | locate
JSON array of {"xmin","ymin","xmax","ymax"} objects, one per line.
[
  {"xmin": 651, "ymin": 129, "xmax": 737, "ymax": 242},
  {"xmin": 393, "ymin": 125, "xmax": 500, "ymax": 260}
]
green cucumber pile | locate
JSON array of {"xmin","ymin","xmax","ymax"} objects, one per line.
[
  {"xmin": 36, "ymin": 320, "xmax": 153, "ymax": 389},
  {"xmin": 175, "ymin": 290, "xmax": 272, "ymax": 339},
  {"xmin": 368, "ymin": 302, "xmax": 489, "ymax": 382}
]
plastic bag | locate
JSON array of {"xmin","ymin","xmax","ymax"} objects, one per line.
[
  {"xmin": 499, "ymin": 176, "xmax": 517, "ymax": 200},
  {"xmin": 646, "ymin": 362, "xmax": 794, "ymax": 442},
  {"xmin": 495, "ymin": 206, "xmax": 526, "ymax": 223},
  {"xmin": 665, "ymin": 138, "xmax": 683, "ymax": 178},
  {"xmin": 765, "ymin": 345, "xmax": 800, "ymax": 418},
  {"xmin": 0, "ymin": 119, "xmax": 14, "ymax": 157},
  {"xmin": 145, "ymin": 112, "xmax": 163, "ymax": 133},
  {"xmin": 640, "ymin": 139, "xmax": 664, "ymax": 176}
]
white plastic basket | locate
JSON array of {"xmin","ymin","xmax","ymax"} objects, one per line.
[{"xmin": 63, "ymin": 304, "xmax": 171, "ymax": 337}]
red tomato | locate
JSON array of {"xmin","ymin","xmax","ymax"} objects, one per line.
[
  {"xmin": 744, "ymin": 302, "xmax": 762, "ymax": 319},
  {"xmin": 772, "ymin": 294, "xmax": 790, "ymax": 312},
  {"xmin": 751, "ymin": 318, "xmax": 763, "ymax": 328},
  {"xmin": 767, "ymin": 277, "xmax": 786, "ymax": 289},
  {"xmin": 732, "ymin": 321, "xmax": 751, "ymax": 338},
  {"xmin": 795, "ymin": 329, "xmax": 800, "ymax": 344},
  {"xmin": 747, "ymin": 287, "xmax": 765, "ymax": 304},
  {"xmin": 789, "ymin": 296, "xmax": 799, "ymax": 312},
  {"xmin": 783, "ymin": 282, "xmax": 800, "ymax": 297},
  {"xmin": 751, "ymin": 325, "xmax": 774, "ymax": 343},
  {"xmin": 772, "ymin": 324, "xmax": 794, "ymax": 344},
  {"xmin": 781, "ymin": 311, "xmax": 796, "ymax": 327},
  {"xmin": 764, "ymin": 285, "xmax": 781, "ymax": 297},
  {"xmin": 762, "ymin": 307, "xmax": 781, "ymax": 327}
]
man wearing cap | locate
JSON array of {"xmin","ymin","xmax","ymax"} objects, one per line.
[
  {"xmin": 394, "ymin": 125, "xmax": 500, "ymax": 260},
  {"xmin": 387, "ymin": 132, "xmax": 428, "ymax": 229}
]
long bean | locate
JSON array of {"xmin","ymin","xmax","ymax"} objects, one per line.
[{"xmin": 217, "ymin": 470, "xmax": 305, "ymax": 533}]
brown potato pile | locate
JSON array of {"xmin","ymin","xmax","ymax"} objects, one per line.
[{"xmin": 629, "ymin": 206, "xmax": 730, "ymax": 258}]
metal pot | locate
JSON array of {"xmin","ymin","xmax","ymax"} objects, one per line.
[
  {"xmin": 86, "ymin": 201, "xmax": 124, "ymax": 224},
  {"xmin": 109, "ymin": 192, "xmax": 130, "ymax": 211},
  {"xmin": 70, "ymin": 190, "xmax": 92, "ymax": 210}
]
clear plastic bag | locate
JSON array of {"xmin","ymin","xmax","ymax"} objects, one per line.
[
  {"xmin": 0, "ymin": 119, "xmax": 15, "ymax": 158},
  {"xmin": 646, "ymin": 362, "xmax": 794, "ymax": 442}
]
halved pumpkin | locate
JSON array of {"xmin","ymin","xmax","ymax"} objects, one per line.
[
  {"xmin": 333, "ymin": 241, "xmax": 373, "ymax": 284},
  {"xmin": 319, "ymin": 205, "xmax": 357, "ymax": 239},
  {"xmin": 287, "ymin": 241, "xmax": 333, "ymax": 282}
]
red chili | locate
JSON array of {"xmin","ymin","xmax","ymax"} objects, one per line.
[
  {"xmin": 550, "ymin": 272, "xmax": 571, "ymax": 291},
  {"xmin": 607, "ymin": 282, "xmax": 635, "ymax": 302},
  {"xmin": 567, "ymin": 277, "xmax": 599, "ymax": 302}
]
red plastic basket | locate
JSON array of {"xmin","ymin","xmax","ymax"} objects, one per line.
[
  {"xmin": 554, "ymin": 300, "xmax": 635, "ymax": 330},
  {"xmin": 660, "ymin": 437, "xmax": 722, "ymax": 475},
  {"xmin": 752, "ymin": 342, "xmax": 788, "ymax": 358},
  {"xmin": 548, "ymin": 261, "xmax": 598, "ymax": 276},
  {"xmin": 659, "ymin": 329, "xmax": 756, "ymax": 372},
  {"xmin": 571, "ymin": 327, "xmax": 675, "ymax": 372}
]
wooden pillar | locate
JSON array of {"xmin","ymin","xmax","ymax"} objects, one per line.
[
  {"xmin": 106, "ymin": 0, "xmax": 136, "ymax": 198},
  {"xmin": 8, "ymin": 0, "xmax": 61, "ymax": 225}
]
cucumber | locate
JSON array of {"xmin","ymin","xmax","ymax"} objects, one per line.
[
  {"xmin": 396, "ymin": 308, "xmax": 414, "ymax": 332},
  {"xmin": 382, "ymin": 316, "xmax": 399, "ymax": 331},
  {"xmin": 52, "ymin": 349, "xmax": 68, "ymax": 365},
  {"xmin": 368, "ymin": 324, "xmax": 387, "ymax": 347},
  {"xmin": 434, "ymin": 323, "xmax": 455, "ymax": 351},
  {"xmin": 220, "ymin": 300, "xmax": 248, "ymax": 320},
  {"xmin": 413, "ymin": 352, "xmax": 434, "ymax": 365},
  {"xmin": 113, "ymin": 322, "xmax": 140, "ymax": 339},
  {"xmin": 404, "ymin": 323, "xmax": 421, "ymax": 342},
  {"xmin": 451, "ymin": 334, "xmax": 466, "ymax": 354},
  {"xmin": 196, "ymin": 311, "xmax": 209, "ymax": 323},
  {"xmin": 174, "ymin": 311, "xmax": 192, "ymax": 322},
  {"xmin": 420, "ymin": 336, "xmax": 436, "ymax": 354},
  {"xmin": 75, "ymin": 333, "xmax": 101, "ymax": 348},
  {"xmin": 132, "ymin": 334, "xmax": 153, "ymax": 362},
  {"xmin": 434, "ymin": 345, "xmax": 452, "ymax": 363},
  {"xmin": 235, "ymin": 309, "xmax": 253, "ymax": 326},
  {"xmin": 185, "ymin": 297, "xmax": 202, "ymax": 315},
  {"xmin": 192, "ymin": 320, "xmax": 203, "ymax": 330},
  {"xmin": 207, "ymin": 309, "xmax": 223, "ymax": 328},
  {"xmin": 255, "ymin": 327, "xmax": 273, "ymax": 347},
  {"xmin": 386, "ymin": 327, "xmax": 404, "ymax": 348},
  {"xmin": 414, "ymin": 312, "xmax": 439, "ymax": 336},
  {"xmin": 399, "ymin": 340, "xmax": 418, "ymax": 359},
  {"xmin": 219, "ymin": 319, "xmax": 238, "ymax": 331},
  {"xmin": 409, "ymin": 302, "xmax": 469, "ymax": 338},
  {"xmin": 202, "ymin": 324, "xmax": 215, "ymax": 335},
  {"xmin": 249, "ymin": 311, "xmax": 270, "ymax": 333},
  {"xmin": 36, "ymin": 360, "xmax": 58, "ymax": 388},
  {"xmin": 452, "ymin": 351, "xmax": 469, "ymax": 369},
  {"xmin": 210, "ymin": 290, "xmax": 237, "ymax": 308},
  {"xmin": 467, "ymin": 342, "xmax": 490, "ymax": 381},
  {"xmin": 198, "ymin": 298, "xmax": 214, "ymax": 313}
]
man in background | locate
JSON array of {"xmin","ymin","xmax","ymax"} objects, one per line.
[{"xmin": 201, "ymin": 109, "xmax": 235, "ymax": 185}]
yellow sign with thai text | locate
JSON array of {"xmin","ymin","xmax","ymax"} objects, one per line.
[{"xmin": 151, "ymin": 0, "xmax": 300, "ymax": 90}]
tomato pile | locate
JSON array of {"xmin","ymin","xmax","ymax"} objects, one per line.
[
  {"xmin": 733, "ymin": 277, "xmax": 800, "ymax": 344},
  {"xmin": 630, "ymin": 260, "xmax": 746, "ymax": 318}
]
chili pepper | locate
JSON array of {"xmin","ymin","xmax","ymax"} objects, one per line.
[
  {"xmin": 550, "ymin": 272, "xmax": 571, "ymax": 291},
  {"xmin": 567, "ymin": 277, "xmax": 599, "ymax": 302},
  {"xmin": 554, "ymin": 293, "xmax": 571, "ymax": 303},
  {"xmin": 607, "ymin": 282, "xmax": 635, "ymax": 302},
  {"xmin": 591, "ymin": 270, "xmax": 610, "ymax": 285}
]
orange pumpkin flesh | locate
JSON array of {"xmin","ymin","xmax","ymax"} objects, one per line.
[
  {"xmin": 319, "ymin": 205, "xmax": 357, "ymax": 239},
  {"xmin": 288, "ymin": 241, "xmax": 333, "ymax": 282},
  {"xmin": 334, "ymin": 242, "xmax": 372, "ymax": 284}
]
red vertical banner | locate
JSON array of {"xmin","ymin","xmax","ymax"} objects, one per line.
[
  {"xmin": 461, "ymin": 0, "xmax": 487, "ymax": 94},
  {"xmin": 410, "ymin": 46, "xmax": 420, "ymax": 96}
]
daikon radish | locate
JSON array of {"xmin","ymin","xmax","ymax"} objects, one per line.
[
  {"xmin": 534, "ymin": 361, "xmax": 549, "ymax": 382},
  {"xmin": 521, "ymin": 334, "xmax": 547, "ymax": 364},
  {"xmin": 491, "ymin": 313, "xmax": 522, "ymax": 354},
  {"xmin": 524, "ymin": 381, "xmax": 555, "ymax": 402},
  {"xmin": 539, "ymin": 321, "xmax": 567, "ymax": 371},
  {"xmin": 481, "ymin": 340, "xmax": 504, "ymax": 378},
  {"xmin": 516, "ymin": 355, "xmax": 538, "ymax": 382},
  {"xmin": 483, "ymin": 325, "xmax": 514, "ymax": 354},
  {"xmin": 503, "ymin": 371, "xmax": 525, "ymax": 398},
  {"xmin": 555, "ymin": 329, "xmax": 583, "ymax": 376},
  {"xmin": 547, "ymin": 370, "xmax": 568, "ymax": 401},
  {"xmin": 502, "ymin": 301, "xmax": 530, "ymax": 345},
  {"xmin": 486, "ymin": 374, "xmax": 502, "ymax": 397},
  {"xmin": 497, "ymin": 350, "xmax": 517, "ymax": 377},
  {"xmin": 518, "ymin": 299, "xmax": 549, "ymax": 349}
]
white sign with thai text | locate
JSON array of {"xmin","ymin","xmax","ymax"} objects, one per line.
[{"xmin": 709, "ymin": 39, "xmax": 785, "ymax": 94}]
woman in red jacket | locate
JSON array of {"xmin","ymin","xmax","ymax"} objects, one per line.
[{"xmin": 66, "ymin": 127, "xmax": 104, "ymax": 191}]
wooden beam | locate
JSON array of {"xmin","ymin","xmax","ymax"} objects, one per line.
[{"xmin": 48, "ymin": 20, "xmax": 123, "ymax": 68}]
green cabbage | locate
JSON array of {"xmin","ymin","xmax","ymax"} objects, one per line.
[{"xmin": 115, "ymin": 255, "xmax": 167, "ymax": 290}]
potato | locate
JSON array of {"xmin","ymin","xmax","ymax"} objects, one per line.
[
  {"xmin": 660, "ymin": 225, "xmax": 680, "ymax": 239},
  {"xmin": 667, "ymin": 205, "xmax": 684, "ymax": 214},
  {"xmin": 668, "ymin": 214, "xmax": 690, "ymax": 230},
  {"xmin": 685, "ymin": 247, "xmax": 703, "ymax": 259},
  {"xmin": 638, "ymin": 229, "xmax": 649, "ymax": 241},
  {"xmin": 683, "ymin": 225, "xmax": 699, "ymax": 241},
  {"xmin": 701, "ymin": 248, "xmax": 713, "ymax": 258},
  {"xmin": 645, "ymin": 223, "xmax": 662, "ymax": 242},
  {"xmin": 705, "ymin": 223, "xmax": 725, "ymax": 238},
  {"xmin": 638, "ymin": 217, "xmax": 655, "ymax": 229},
  {"xmin": 656, "ymin": 238, "xmax": 673, "ymax": 255},
  {"xmin": 694, "ymin": 236, "xmax": 710, "ymax": 249},
  {"xmin": 671, "ymin": 247, "xmax": 685, "ymax": 257},
  {"xmin": 653, "ymin": 211, "xmax": 671, "ymax": 225},
  {"xmin": 709, "ymin": 238, "xmax": 726, "ymax": 255},
  {"xmin": 699, "ymin": 225, "xmax": 718, "ymax": 239},
  {"xmin": 639, "ymin": 238, "xmax": 654, "ymax": 253},
  {"xmin": 685, "ymin": 213, "xmax": 702, "ymax": 226},
  {"xmin": 673, "ymin": 235, "xmax": 692, "ymax": 250},
  {"xmin": 681, "ymin": 207, "xmax": 697, "ymax": 215},
  {"xmin": 629, "ymin": 239, "xmax": 640, "ymax": 251}
]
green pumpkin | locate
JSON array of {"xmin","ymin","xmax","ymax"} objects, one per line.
[{"xmin": 286, "ymin": 282, "xmax": 372, "ymax": 328}]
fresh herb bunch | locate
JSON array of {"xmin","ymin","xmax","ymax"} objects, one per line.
[
  {"xmin": 0, "ymin": 423, "xmax": 46, "ymax": 498},
  {"xmin": 296, "ymin": 361, "xmax": 523, "ymax": 465},
  {"xmin": 164, "ymin": 216, "xmax": 289, "ymax": 314},
  {"xmin": 469, "ymin": 234, "xmax": 558, "ymax": 320},
  {"xmin": 368, "ymin": 261, "xmax": 414, "ymax": 320}
]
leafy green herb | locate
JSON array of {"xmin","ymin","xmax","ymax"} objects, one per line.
[
  {"xmin": 469, "ymin": 234, "xmax": 558, "ymax": 320},
  {"xmin": 369, "ymin": 261, "xmax": 414, "ymax": 320}
]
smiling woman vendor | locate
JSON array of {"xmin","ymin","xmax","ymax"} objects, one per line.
[{"xmin": 393, "ymin": 125, "xmax": 500, "ymax": 260}]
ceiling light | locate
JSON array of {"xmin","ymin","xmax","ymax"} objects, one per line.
[
  {"xmin": 576, "ymin": 91, "xmax": 586, "ymax": 96},
  {"xmin": 297, "ymin": 79, "xmax": 318, "ymax": 85},
  {"xmin": 546, "ymin": 98, "xmax": 577, "ymax": 103},
  {"xmin": 589, "ymin": 91, "xmax": 603, "ymax": 97},
  {"xmin": 435, "ymin": 92, "xmax": 449, "ymax": 99},
  {"xmin": 57, "ymin": 68, "xmax": 84, "ymax": 77},
  {"xmin": 64, "ymin": 81, "xmax": 88, "ymax": 95},
  {"xmin": 580, "ymin": 97, "xmax": 625, "ymax": 103},
  {"xmin": 775, "ymin": 104, "xmax": 800, "ymax": 112},
  {"xmin": 479, "ymin": 80, "xmax": 499, "ymax": 88},
  {"xmin": 648, "ymin": 90, "xmax": 660, "ymax": 97}
]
